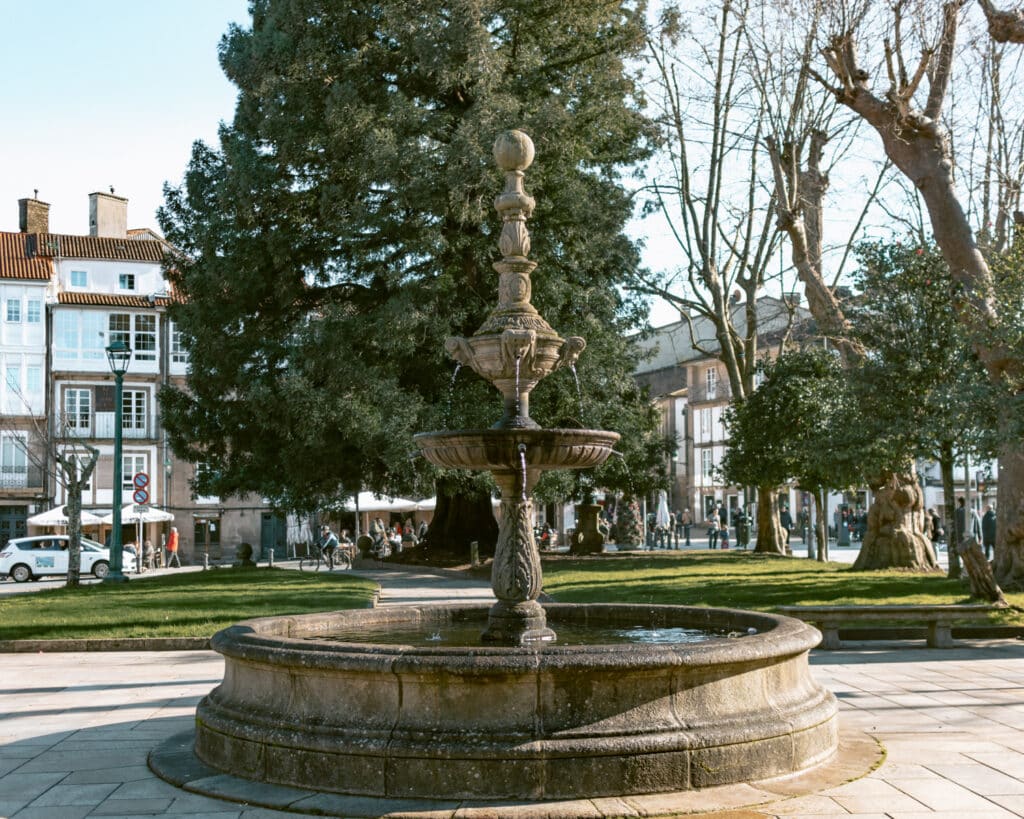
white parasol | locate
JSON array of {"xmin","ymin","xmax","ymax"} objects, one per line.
[
  {"xmin": 100, "ymin": 503, "xmax": 175, "ymax": 524},
  {"xmin": 27, "ymin": 504, "xmax": 104, "ymax": 527},
  {"xmin": 655, "ymin": 490, "xmax": 672, "ymax": 530},
  {"xmin": 343, "ymin": 492, "xmax": 419, "ymax": 513}
]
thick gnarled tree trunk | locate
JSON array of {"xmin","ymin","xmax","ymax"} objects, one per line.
[
  {"xmin": 853, "ymin": 471, "xmax": 939, "ymax": 571},
  {"xmin": 754, "ymin": 484, "xmax": 786, "ymax": 554}
]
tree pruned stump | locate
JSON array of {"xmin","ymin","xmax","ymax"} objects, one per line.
[{"xmin": 960, "ymin": 537, "xmax": 1007, "ymax": 605}]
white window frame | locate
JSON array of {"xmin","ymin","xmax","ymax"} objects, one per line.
[
  {"xmin": 701, "ymin": 448, "xmax": 714, "ymax": 480},
  {"xmin": 26, "ymin": 299, "xmax": 41, "ymax": 323},
  {"xmin": 705, "ymin": 367, "xmax": 717, "ymax": 400},
  {"xmin": 6, "ymin": 299, "xmax": 21, "ymax": 322},
  {"xmin": 118, "ymin": 273, "xmax": 136, "ymax": 291},
  {"xmin": 122, "ymin": 389, "xmax": 147, "ymax": 432},
  {"xmin": 64, "ymin": 388, "xmax": 92, "ymax": 431},
  {"xmin": 133, "ymin": 314, "xmax": 157, "ymax": 361},
  {"xmin": 171, "ymin": 322, "xmax": 188, "ymax": 364},
  {"xmin": 700, "ymin": 407, "xmax": 712, "ymax": 440},
  {"xmin": 0, "ymin": 433, "xmax": 28, "ymax": 482},
  {"xmin": 70, "ymin": 270, "xmax": 88, "ymax": 288},
  {"xmin": 122, "ymin": 454, "xmax": 147, "ymax": 492}
]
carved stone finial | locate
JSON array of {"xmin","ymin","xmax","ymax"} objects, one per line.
[{"xmin": 493, "ymin": 130, "xmax": 536, "ymax": 261}]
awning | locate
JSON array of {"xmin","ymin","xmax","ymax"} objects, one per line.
[{"xmin": 27, "ymin": 505, "xmax": 104, "ymax": 527}]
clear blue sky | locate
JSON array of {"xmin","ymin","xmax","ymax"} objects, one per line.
[{"xmin": 0, "ymin": 0, "xmax": 249, "ymax": 236}]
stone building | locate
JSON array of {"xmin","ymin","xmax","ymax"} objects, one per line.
[
  {"xmin": 0, "ymin": 193, "xmax": 277, "ymax": 563},
  {"xmin": 633, "ymin": 295, "xmax": 811, "ymax": 524}
]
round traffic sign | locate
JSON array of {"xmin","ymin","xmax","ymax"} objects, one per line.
[
  {"xmin": 133, "ymin": 488, "xmax": 149, "ymax": 505},
  {"xmin": 132, "ymin": 472, "xmax": 149, "ymax": 489}
]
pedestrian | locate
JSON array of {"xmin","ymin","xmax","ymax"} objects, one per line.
[
  {"xmin": 417, "ymin": 519, "xmax": 429, "ymax": 543},
  {"xmin": 143, "ymin": 539, "xmax": 155, "ymax": 571},
  {"xmin": 982, "ymin": 504, "xmax": 997, "ymax": 560},
  {"xmin": 165, "ymin": 527, "xmax": 181, "ymax": 568},
  {"xmin": 735, "ymin": 507, "xmax": 749, "ymax": 549},
  {"xmin": 928, "ymin": 508, "xmax": 944, "ymax": 548},
  {"xmin": 779, "ymin": 505, "xmax": 793, "ymax": 548},
  {"xmin": 681, "ymin": 508, "xmax": 692, "ymax": 547},
  {"xmin": 718, "ymin": 521, "xmax": 730, "ymax": 550},
  {"xmin": 706, "ymin": 507, "xmax": 719, "ymax": 549},
  {"xmin": 954, "ymin": 497, "xmax": 982, "ymax": 546}
]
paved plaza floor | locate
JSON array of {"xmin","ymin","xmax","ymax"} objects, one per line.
[{"xmin": 0, "ymin": 567, "xmax": 1021, "ymax": 818}]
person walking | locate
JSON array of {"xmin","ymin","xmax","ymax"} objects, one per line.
[
  {"xmin": 982, "ymin": 504, "xmax": 997, "ymax": 560},
  {"xmin": 779, "ymin": 505, "xmax": 793, "ymax": 548},
  {"xmin": 681, "ymin": 508, "xmax": 692, "ymax": 547},
  {"xmin": 706, "ymin": 507, "xmax": 720, "ymax": 549},
  {"xmin": 165, "ymin": 527, "xmax": 181, "ymax": 568}
]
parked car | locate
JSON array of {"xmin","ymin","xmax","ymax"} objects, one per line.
[{"xmin": 0, "ymin": 535, "xmax": 136, "ymax": 582}]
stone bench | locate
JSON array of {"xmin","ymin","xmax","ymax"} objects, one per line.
[{"xmin": 777, "ymin": 604, "xmax": 1004, "ymax": 649}]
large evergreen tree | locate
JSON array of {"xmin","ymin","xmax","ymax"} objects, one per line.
[{"xmin": 159, "ymin": 0, "xmax": 666, "ymax": 546}]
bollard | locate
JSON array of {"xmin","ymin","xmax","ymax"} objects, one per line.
[
  {"xmin": 470, "ymin": 540, "xmax": 479, "ymax": 566},
  {"xmin": 203, "ymin": 552, "xmax": 209, "ymax": 570},
  {"xmin": 268, "ymin": 550, "xmax": 275, "ymax": 568}
]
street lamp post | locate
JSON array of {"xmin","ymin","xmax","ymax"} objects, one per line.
[{"xmin": 105, "ymin": 340, "xmax": 131, "ymax": 583}]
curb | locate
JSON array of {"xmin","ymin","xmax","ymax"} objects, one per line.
[{"xmin": 0, "ymin": 637, "xmax": 211, "ymax": 652}]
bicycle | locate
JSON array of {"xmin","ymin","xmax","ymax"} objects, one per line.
[{"xmin": 299, "ymin": 546, "xmax": 352, "ymax": 572}]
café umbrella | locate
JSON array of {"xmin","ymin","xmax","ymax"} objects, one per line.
[{"xmin": 27, "ymin": 504, "xmax": 104, "ymax": 527}]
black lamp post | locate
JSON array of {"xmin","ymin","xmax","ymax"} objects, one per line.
[{"xmin": 105, "ymin": 340, "xmax": 131, "ymax": 583}]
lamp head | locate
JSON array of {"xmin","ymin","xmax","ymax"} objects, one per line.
[{"xmin": 105, "ymin": 340, "xmax": 131, "ymax": 375}]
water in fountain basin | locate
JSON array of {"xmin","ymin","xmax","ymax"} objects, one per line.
[{"xmin": 308, "ymin": 619, "xmax": 749, "ymax": 647}]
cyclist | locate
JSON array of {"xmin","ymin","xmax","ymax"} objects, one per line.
[{"xmin": 318, "ymin": 524, "xmax": 340, "ymax": 570}]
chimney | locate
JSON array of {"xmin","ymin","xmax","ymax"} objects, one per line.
[
  {"xmin": 88, "ymin": 190, "xmax": 128, "ymax": 238},
  {"xmin": 18, "ymin": 193, "xmax": 50, "ymax": 233}
]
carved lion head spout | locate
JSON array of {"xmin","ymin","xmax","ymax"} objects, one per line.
[
  {"xmin": 501, "ymin": 329, "xmax": 536, "ymax": 371},
  {"xmin": 557, "ymin": 336, "xmax": 586, "ymax": 369},
  {"xmin": 444, "ymin": 336, "xmax": 476, "ymax": 368}
]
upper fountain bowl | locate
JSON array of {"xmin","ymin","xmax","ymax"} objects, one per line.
[{"xmin": 414, "ymin": 428, "xmax": 620, "ymax": 473}]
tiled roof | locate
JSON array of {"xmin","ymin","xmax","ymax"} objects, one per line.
[
  {"xmin": 0, "ymin": 232, "xmax": 52, "ymax": 280},
  {"xmin": 58, "ymin": 292, "xmax": 171, "ymax": 308},
  {"xmin": 30, "ymin": 233, "xmax": 165, "ymax": 262}
]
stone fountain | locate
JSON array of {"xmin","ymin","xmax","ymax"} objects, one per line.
[
  {"xmin": 167, "ymin": 130, "xmax": 839, "ymax": 809},
  {"xmin": 415, "ymin": 128, "xmax": 619, "ymax": 644}
]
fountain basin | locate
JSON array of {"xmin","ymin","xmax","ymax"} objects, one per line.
[
  {"xmin": 414, "ymin": 428, "xmax": 620, "ymax": 472},
  {"xmin": 194, "ymin": 603, "xmax": 838, "ymax": 801}
]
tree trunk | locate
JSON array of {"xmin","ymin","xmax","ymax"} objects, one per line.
[
  {"xmin": 961, "ymin": 538, "xmax": 1007, "ymax": 604},
  {"xmin": 814, "ymin": 487, "xmax": 829, "ymax": 562},
  {"xmin": 65, "ymin": 481, "xmax": 83, "ymax": 588},
  {"xmin": 940, "ymin": 441, "xmax": 961, "ymax": 580},
  {"xmin": 754, "ymin": 484, "xmax": 786, "ymax": 554},
  {"xmin": 993, "ymin": 436, "xmax": 1024, "ymax": 590},
  {"xmin": 427, "ymin": 478, "xmax": 498, "ymax": 559},
  {"xmin": 853, "ymin": 469, "xmax": 940, "ymax": 571}
]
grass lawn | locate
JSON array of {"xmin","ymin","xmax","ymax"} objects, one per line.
[
  {"xmin": 541, "ymin": 551, "xmax": 1024, "ymax": 622},
  {"xmin": 0, "ymin": 567, "xmax": 378, "ymax": 641}
]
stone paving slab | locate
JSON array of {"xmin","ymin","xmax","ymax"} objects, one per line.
[{"xmin": 0, "ymin": 567, "xmax": 1022, "ymax": 817}]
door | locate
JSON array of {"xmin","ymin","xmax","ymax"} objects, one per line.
[
  {"xmin": 261, "ymin": 513, "xmax": 286, "ymax": 559},
  {"xmin": 194, "ymin": 518, "xmax": 221, "ymax": 559},
  {"xmin": 0, "ymin": 506, "xmax": 27, "ymax": 548}
]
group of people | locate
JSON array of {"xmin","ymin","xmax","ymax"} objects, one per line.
[
  {"xmin": 116, "ymin": 526, "xmax": 180, "ymax": 570},
  {"xmin": 926, "ymin": 499, "xmax": 997, "ymax": 560},
  {"xmin": 643, "ymin": 505, "xmax": 752, "ymax": 550}
]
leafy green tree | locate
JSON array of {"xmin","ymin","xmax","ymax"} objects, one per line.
[
  {"xmin": 720, "ymin": 349, "xmax": 858, "ymax": 557},
  {"xmin": 848, "ymin": 240, "xmax": 998, "ymax": 573},
  {"xmin": 159, "ymin": 0, "xmax": 667, "ymax": 554}
]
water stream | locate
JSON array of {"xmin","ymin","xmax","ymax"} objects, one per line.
[
  {"xmin": 569, "ymin": 363, "xmax": 585, "ymax": 423},
  {"xmin": 444, "ymin": 363, "xmax": 462, "ymax": 428},
  {"xmin": 517, "ymin": 443, "xmax": 528, "ymax": 501}
]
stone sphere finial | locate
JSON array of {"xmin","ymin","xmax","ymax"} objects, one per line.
[{"xmin": 493, "ymin": 130, "xmax": 535, "ymax": 171}]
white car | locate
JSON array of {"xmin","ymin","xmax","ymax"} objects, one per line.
[{"xmin": 0, "ymin": 535, "xmax": 136, "ymax": 582}]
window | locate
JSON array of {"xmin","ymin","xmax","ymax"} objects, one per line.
[
  {"xmin": 55, "ymin": 312, "xmax": 105, "ymax": 361},
  {"xmin": 65, "ymin": 389, "xmax": 92, "ymax": 430},
  {"xmin": 700, "ymin": 407, "xmax": 712, "ymax": 440},
  {"xmin": 133, "ymin": 314, "xmax": 156, "ymax": 361},
  {"xmin": 701, "ymin": 449, "xmax": 714, "ymax": 480},
  {"xmin": 122, "ymin": 454, "xmax": 147, "ymax": 492},
  {"xmin": 70, "ymin": 270, "xmax": 88, "ymax": 287},
  {"xmin": 705, "ymin": 367, "xmax": 717, "ymax": 399},
  {"xmin": 6, "ymin": 300, "xmax": 20, "ymax": 322},
  {"xmin": 25, "ymin": 366, "xmax": 41, "ymax": 396},
  {"xmin": 5, "ymin": 365, "xmax": 19, "ymax": 391},
  {"xmin": 122, "ymin": 390, "xmax": 146, "ymax": 431},
  {"xmin": 26, "ymin": 300, "xmax": 41, "ymax": 323},
  {"xmin": 0, "ymin": 434, "xmax": 28, "ymax": 482},
  {"xmin": 108, "ymin": 313, "xmax": 157, "ymax": 362},
  {"xmin": 109, "ymin": 314, "xmax": 131, "ymax": 349},
  {"xmin": 118, "ymin": 273, "xmax": 136, "ymax": 291},
  {"xmin": 170, "ymin": 323, "xmax": 188, "ymax": 364}
]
